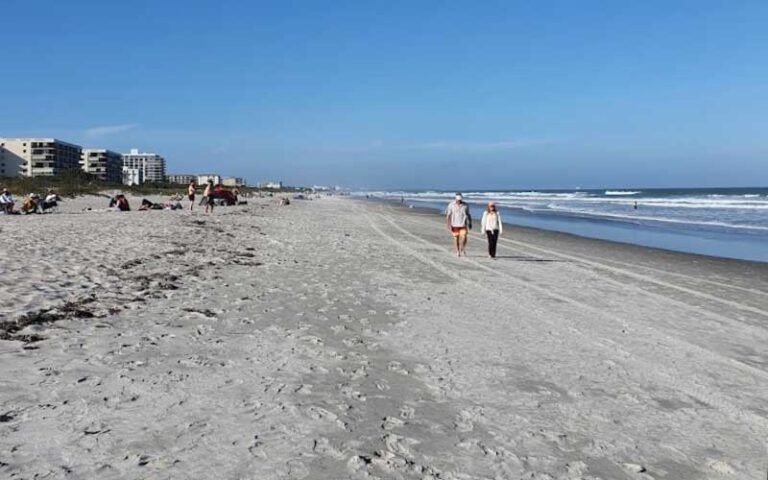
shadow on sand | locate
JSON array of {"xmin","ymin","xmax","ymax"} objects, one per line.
[{"xmin": 486, "ymin": 255, "xmax": 567, "ymax": 262}]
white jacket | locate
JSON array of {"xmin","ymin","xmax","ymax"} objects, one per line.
[{"xmin": 481, "ymin": 211, "xmax": 502, "ymax": 233}]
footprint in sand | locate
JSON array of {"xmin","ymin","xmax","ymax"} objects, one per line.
[
  {"xmin": 454, "ymin": 410, "xmax": 474, "ymax": 432},
  {"xmin": 706, "ymin": 459, "xmax": 735, "ymax": 475},
  {"xmin": 294, "ymin": 384, "xmax": 312, "ymax": 395},
  {"xmin": 381, "ymin": 433, "xmax": 418, "ymax": 459},
  {"xmin": 381, "ymin": 416, "xmax": 405, "ymax": 430},
  {"xmin": 399, "ymin": 405, "xmax": 415, "ymax": 419},
  {"xmin": 312, "ymin": 437, "xmax": 348, "ymax": 460},
  {"xmin": 339, "ymin": 384, "xmax": 367, "ymax": 402},
  {"xmin": 387, "ymin": 361, "xmax": 410, "ymax": 375},
  {"xmin": 306, "ymin": 406, "xmax": 347, "ymax": 429}
]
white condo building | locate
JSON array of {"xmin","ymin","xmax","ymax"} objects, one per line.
[
  {"xmin": 259, "ymin": 181, "xmax": 283, "ymax": 189},
  {"xmin": 222, "ymin": 176, "xmax": 246, "ymax": 187},
  {"xmin": 0, "ymin": 138, "xmax": 82, "ymax": 177},
  {"xmin": 121, "ymin": 148, "xmax": 166, "ymax": 183},
  {"xmin": 122, "ymin": 167, "xmax": 143, "ymax": 186},
  {"xmin": 167, "ymin": 174, "xmax": 197, "ymax": 185},
  {"xmin": 196, "ymin": 174, "xmax": 221, "ymax": 185},
  {"xmin": 81, "ymin": 149, "xmax": 123, "ymax": 183}
]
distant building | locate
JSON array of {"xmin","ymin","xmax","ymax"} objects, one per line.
[
  {"xmin": 121, "ymin": 148, "xmax": 166, "ymax": 183},
  {"xmin": 259, "ymin": 181, "xmax": 283, "ymax": 189},
  {"xmin": 196, "ymin": 174, "xmax": 221, "ymax": 185},
  {"xmin": 0, "ymin": 144, "xmax": 22, "ymax": 177},
  {"xmin": 81, "ymin": 149, "xmax": 122, "ymax": 183},
  {"xmin": 122, "ymin": 167, "xmax": 143, "ymax": 186},
  {"xmin": 222, "ymin": 176, "xmax": 246, "ymax": 187},
  {"xmin": 167, "ymin": 174, "xmax": 197, "ymax": 185},
  {"xmin": 0, "ymin": 138, "xmax": 82, "ymax": 177}
]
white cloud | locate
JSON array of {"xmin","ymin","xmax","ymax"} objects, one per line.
[{"xmin": 84, "ymin": 123, "xmax": 138, "ymax": 137}]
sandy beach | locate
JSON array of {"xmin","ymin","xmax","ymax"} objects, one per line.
[{"xmin": 1, "ymin": 195, "xmax": 767, "ymax": 479}]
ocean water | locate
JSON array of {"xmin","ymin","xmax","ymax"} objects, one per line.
[{"xmin": 359, "ymin": 188, "xmax": 768, "ymax": 262}]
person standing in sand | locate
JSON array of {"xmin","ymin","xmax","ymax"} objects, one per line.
[
  {"xmin": 445, "ymin": 193, "xmax": 472, "ymax": 257},
  {"xmin": 480, "ymin": 202, "xmax": 503, "ymax": 259},
  {"xmin": 203, "ymin": 180, "xmax": 215, "ymax": 214},
  {"xmin": 188, "ymin": 181, "xmax": 197, "ymax": 211}
]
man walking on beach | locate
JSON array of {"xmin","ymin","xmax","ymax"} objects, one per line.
[
  {"xmin": 445, "ymin": 193, "xmax": 471, "ymax": 257},
  {"xmin": 203, "ymin": 180, "xmax": 215, "ymax": 214},
  {"xmin": 188, "ymin": 181, "xmax": 196, "ymax": 211}
]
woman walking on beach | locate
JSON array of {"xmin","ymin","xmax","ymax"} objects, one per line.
[
  {"xmin": 187, "ymin": 181, "xmax": 196, "ymax": 211},
  {"xmin": 480, "ymin": 202, "xmax": 503, "ymax": 258},
  {"xmin": 203, "ymin": 180, "xmax": 215, "ymax": 214}
]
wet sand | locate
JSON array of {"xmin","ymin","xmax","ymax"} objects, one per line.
[{"xmin": 1, "ymin": 195, "xmax": 767, "ymax": 479}]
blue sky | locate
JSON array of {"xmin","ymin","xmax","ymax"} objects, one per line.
[{"xmin": 2, "ymin": 0, "xmax": 767, "ymax": 189}]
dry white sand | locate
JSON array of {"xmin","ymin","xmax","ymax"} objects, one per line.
[{"xmin": 1, "ymin": 195, "xmax": 767, "ymax": 479}]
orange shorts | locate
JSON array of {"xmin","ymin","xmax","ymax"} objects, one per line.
[{"xmin": 450, "ymin": 226, "xmax": 468, "ymax": 237}]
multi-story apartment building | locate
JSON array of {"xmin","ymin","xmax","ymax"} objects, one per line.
[
  {"xmin": 222, "ymin": 176, "xmax": 246, "ymax": 187},
  {"xmin": 0, "ymin": 138, "xmax": 82, "ymax": 177},
  {"xmin": 259, "ymin": 181, "xmax": 283, "ymax": 190},
  {"xmin": 121, "ymin": 148, "xmax": 166, "ymax": 183},
  {"xmin": 122, "ymin": 167, "xmax": 143, "ymax": 186},
  {"xmin": 0, "ymin": 144, "xmax": 22, "ymax": 177},
  {"xmin": 81, "ymin": 149, "xmax": 123, "ymax": 183},
  {"xmin": 167, "ymin": 174, "xmax": 196, "ymax": 185},
  {"xmin": 196, "ymin": 174, "xmax": 221, "ymax": 185}
]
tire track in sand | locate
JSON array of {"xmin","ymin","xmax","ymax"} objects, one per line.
[
  {"xmin": 365, "ymin": 211, "xmax": 768, "ymax": 433},
  {"xmin": 382, "ymin": 203, "xmax": 768, "ymax": 316},
  {"xmin": 381, "ymin": 204, "xmax": 768, "ymax": 342}
]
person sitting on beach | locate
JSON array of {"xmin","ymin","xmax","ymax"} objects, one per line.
[
  {"xmin": 480, "ymin": 202, "xmax": 503, "ymax": 259},
  {"xmin": 164, "ymin": 197, "xmax": 183, "ymax": 210},
  {"xmin": 39, "ymin": 190, "xmax": 61, "ymax": 213},
  {"xmin": 110, "ymin": 194, "xmax": 130, "ymax": 211},
  {"xmin": 20, "ymin": 193, "xmax": 40, "ymax": 214},
  {"xmin": 0, "ymin": 188, "xmax": 17, "ymax": 214},
  {"xmin": 445, "ymin": 193, "xmax": 472, "ymax": 257},
  {"xmin": 139, "ymin": 198, "xmax": 164, "ymax": 210}
]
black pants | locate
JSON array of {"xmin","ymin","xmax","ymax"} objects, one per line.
[{"xmin": 486, "ymin": 230, "xmax": 499, "ymax": 258}]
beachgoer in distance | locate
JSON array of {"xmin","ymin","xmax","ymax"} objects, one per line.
[
  {"xmin": 21, "ymin": 193, "xmax": 40, "ymax": 214},
  {"xmin": 40, "ymin": 189, "xmax": 60, "ymax": 212},
  {"xmin": 203, "ymin": 180, "xmax": 215, "ymax": 214},
  {"xmin": 480, "ymin": 202, "xmax": 503, "ymax": 259},
  {"xmin": 188, "ymin": 181, "xmax": 196, "ymax": 211},
  {"xmin": 0, "ymin": 188, "xmax": 16, "ymax": 214},
  {"xmin": 445, "ymin": 193, "xmax": 472, "ymax": 257}
]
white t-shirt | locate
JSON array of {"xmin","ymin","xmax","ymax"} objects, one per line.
[
  {"xmin": 445, "ymin": 201, "xmax": 470, "ymax": 227},
  {"xmin": 481, "ymin": 211, "xmax": 503, "ymax": 233}
]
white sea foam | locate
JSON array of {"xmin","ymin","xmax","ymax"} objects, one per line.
[
  {"xmin": 360, "ymin": 189, "xmax": 768, "ymax": 233},
  {"xmin": 605, "ymin": 190, "xmax": 641, "ymax": 195},
  {"xmin": 544, "ymin": 206, "xmax": 768, "ymax": 232}
]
